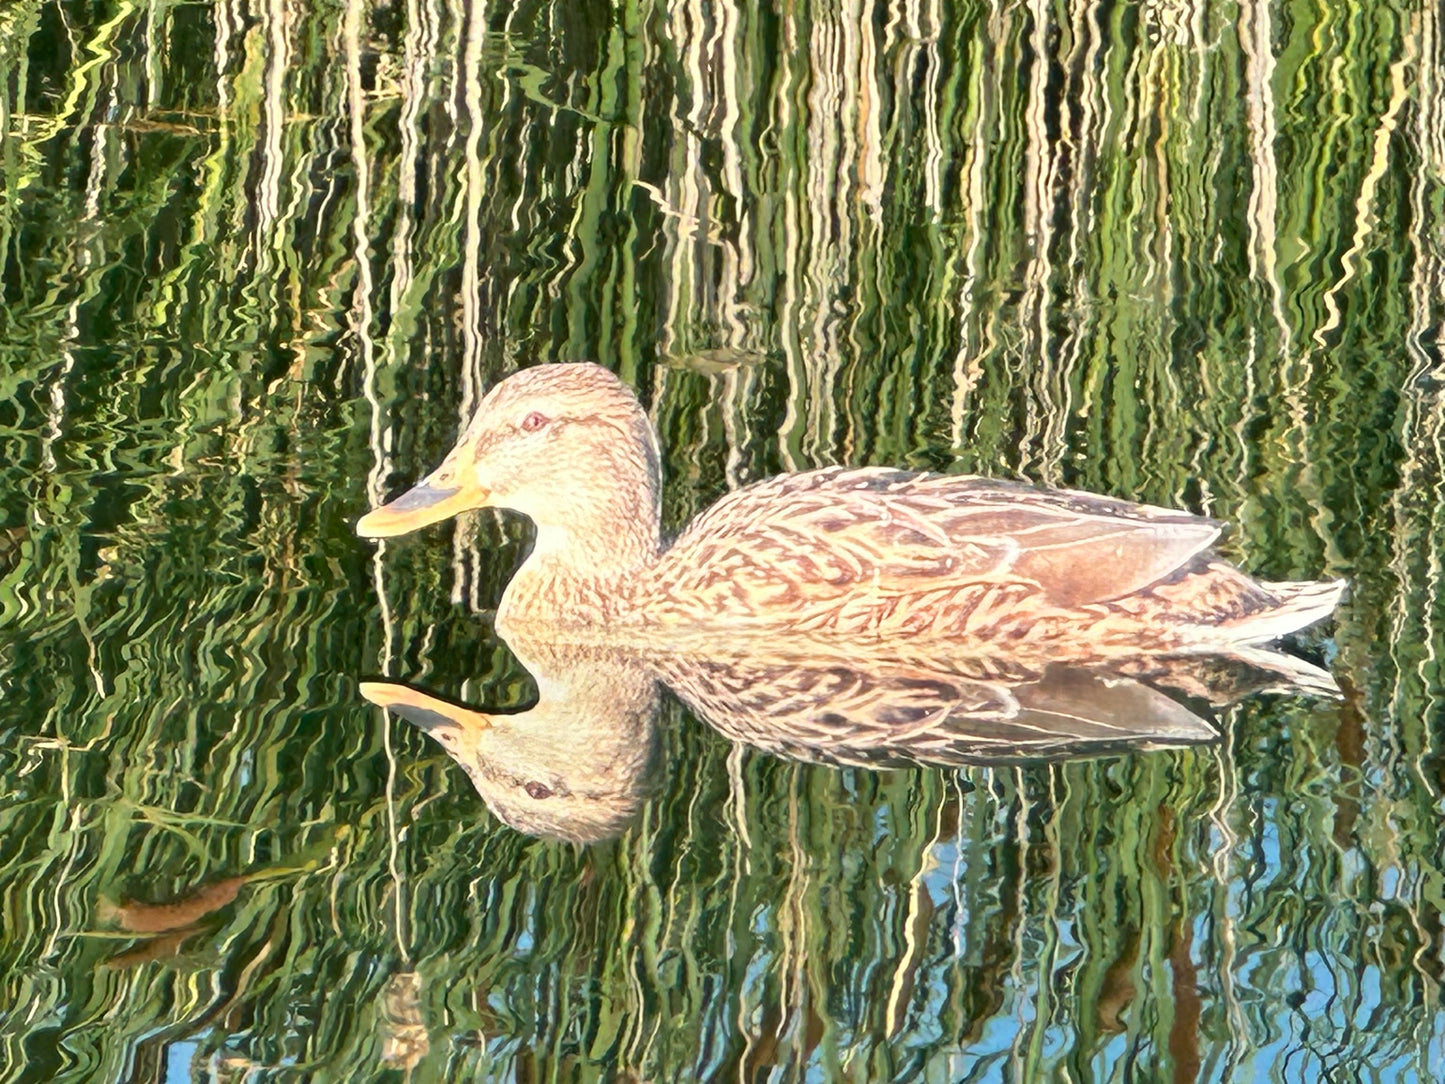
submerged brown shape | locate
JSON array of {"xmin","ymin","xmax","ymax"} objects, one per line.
[
  {"xmin": 357, "ymin": 363, "xmax": 1344, "ymax": 655},
  {"xmin": 98, "ymin": 875, "xmax": 250, "ymax": 935},
  {"xmin": 95, "ymin": 830, "xmax": 346, "ymax": 965}
]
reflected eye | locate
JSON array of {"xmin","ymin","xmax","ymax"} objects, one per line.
[
  {"xmin": 520, "ymin": 411, "xmax": 549, "ymax": 433},
  {"xmin": 524, "ymin": 781, "xmax": 553, "ymax": 800}
]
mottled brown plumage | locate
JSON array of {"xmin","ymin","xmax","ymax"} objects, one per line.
[
  {"xmin": 360, "ymin": 640, "xmax": 661, "ymax": 844},
  {"xmin": 361, "ymin": 632, "xmax": 1339, "ymax": 840},
  {"xmin": 357, "ymin": 362, "xmax": 1344, "ymax": 657}
]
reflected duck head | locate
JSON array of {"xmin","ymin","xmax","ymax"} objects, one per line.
[
  {"xmin": 357, "ymin": 363, "xmax": 662, "ymax": 559},
  {"xmin": 359, "ymin": 677, "xmax": 660, "ymax": 844}
]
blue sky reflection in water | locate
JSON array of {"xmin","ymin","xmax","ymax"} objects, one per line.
[{"xmin": 0, "ymin": 0, "xmax": 1442, "ymax": 1080}]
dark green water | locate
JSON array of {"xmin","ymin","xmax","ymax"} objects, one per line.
[{"xmin": 2, "ymin": 0, "xmax": 1442, "ymax": 1080}]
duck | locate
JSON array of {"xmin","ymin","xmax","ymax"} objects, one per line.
[
  {"xmin": 356, "ymin": 362, "xmax": 1345, "ymax": 658},
  {"xmin": 359, "ymin": 637, "xmax": 661, "ymax": 844},
  {"xmin": 358, "ymin": 631, "xmax": 1240, "ymax": 843}
]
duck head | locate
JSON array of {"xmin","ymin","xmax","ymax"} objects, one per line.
[{"xmin": 357, "ymin": 363, "xmax": 662, "ymax": 564}]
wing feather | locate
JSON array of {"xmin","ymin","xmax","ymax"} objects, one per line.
[{"xmin": 655, "ymin": 468, "xmax": 1221, "ymax": 621}]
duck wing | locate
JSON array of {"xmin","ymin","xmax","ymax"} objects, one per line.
[
  {"xmin": 650, "ymin": 650, "xmax": 1217, "ymax": 768},
  {"xmin": 652, "ymin": 468, "xmax": 1220, "ymax": 623}
]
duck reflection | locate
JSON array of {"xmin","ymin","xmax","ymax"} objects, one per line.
[
  {"xmin": 362, "ymin": 631, "xmax": 1335, "ymax": 843},
  {"xmin": 361, "ymin": 640, "xmax": 661, "ymax": 844},
  {"xmin": 647, "ymin": 646, "xmax": 1327, "ymax": 768}
]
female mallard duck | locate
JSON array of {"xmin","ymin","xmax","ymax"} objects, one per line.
[{"xmin": 357, "ymin": 362, "xmax": 1344, "ymax": 657}]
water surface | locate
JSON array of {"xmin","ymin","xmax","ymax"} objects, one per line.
[{"xmin": 1, "ymin": 0, "xmax": 1442, "ymax": 1080}]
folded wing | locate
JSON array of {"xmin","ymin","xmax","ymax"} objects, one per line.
[{"xmin": 653, "ymin": 468, "xmax": 1221, "ymax": 625}]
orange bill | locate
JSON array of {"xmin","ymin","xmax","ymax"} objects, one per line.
[
  {"xmin": 358, "ymin": 681, "xmax": 493, "ymax": 736},
  {"xmin": 356, "ymin": 478, "xmax": 487, "ymax": 538}
]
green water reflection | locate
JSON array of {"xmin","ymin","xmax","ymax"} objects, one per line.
[{"xmin": 1, "ymin": 0, "xmax": 1442, "ymax": 1079}]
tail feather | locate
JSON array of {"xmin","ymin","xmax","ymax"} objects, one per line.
[
  {"xmin": 1206, "ymin": 645, "xmax": 1342, "ymax": 698},
  {"xmin": 1213, "ymin": 578, "xmax": 1347, "ymax": 646}
]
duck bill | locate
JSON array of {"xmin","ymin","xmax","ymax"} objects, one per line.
[
  {"xmin": 359, "ymin": 681, "xmax": 493, "ymax": 741},
  {"xmin": 356, "ymin": 477, "xmax": 488, "ymax": 539}
]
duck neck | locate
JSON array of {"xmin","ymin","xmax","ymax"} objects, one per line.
[
  {"xmin": 497, "ymin": 466, "xmax": 663, "ymax": 631},
  {"xmin": 528, "ymin": 502, "xmax": 662, "ymax": 579}
]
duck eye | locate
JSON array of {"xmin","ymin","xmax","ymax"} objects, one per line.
[
  {"xmin": 520, "ymin": 411, "xmax": 549, "ymax": 433},
  {"xmin": 524, "ymin": 781, "xmax": 553, "ymax": 800}
]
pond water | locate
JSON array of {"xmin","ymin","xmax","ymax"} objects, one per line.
[{"xmin": 2, "ymin": 0, "xmax": 1442, "ymax": 1080}]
